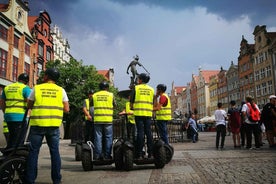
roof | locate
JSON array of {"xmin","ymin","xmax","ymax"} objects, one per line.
[
  {"xmin": 0, "ymin": 4, "xmax": 8, "ymax": 10},
  {"xmin": 200, "ymin": 70, "xmax": 220, "ymax": 83},
  {"xmin": 174, "ymin": 86, "xmax": 186, "ymax": 95},
  {"xmin": 28, "ymin": 16, "xmax": 38, "ymax": 31},
  {"xmin": 97, "ymin": 70, "xmax": 109, "ymax": 80}
]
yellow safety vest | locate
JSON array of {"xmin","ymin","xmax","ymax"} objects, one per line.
[
  {"xmin": 3, "ymin": 121, "xmax": 9, "ymax": 133},
  {"xmin": 93, "ymin": 90, "xmax": 114, "ymax": 124},
  {"xmin": 30, "ymin": 83, "xmax": 64, "ymax": 127},
  {"xmin": 125, "ymin": 101, "xmax": 135, "ymax": 124},
  {"xmin": 156, "ymin": 93, "xmax": 172, "ymax": 121},
  {"xmin": 133, "ymin": 84, "xmax": 154, "ymax": 117},
  {"xmin": 4, "ymin": 82, "xmax": 27, "ymax": 114},
  {"xmin": 84, "ymin": 98, "xmax": 90, "ymax": 120}
]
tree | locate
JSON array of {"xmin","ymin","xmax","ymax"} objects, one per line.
[{"xmin": 39, "ymin": 58, "xmax": 126, "ymax": 140}]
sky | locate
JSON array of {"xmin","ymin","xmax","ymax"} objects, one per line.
[{"xmin": 28, "ymin": 0, "xmax": 276, "ymax": 92}]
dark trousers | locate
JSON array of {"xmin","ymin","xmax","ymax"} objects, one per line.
[
  {"xmin": 84, "ymin": 120, "xmax": 94, "ymax": 142},
  {"xmin": 245, "ymin": 123, "xmax": 261, "ymax": 148},
  {"xmin": 216, "ymin": 124, "xmax": 226, "ymax": 148},
  {"xmin": 240, "ymin": 123, "xmax": 246, "ymax": 146},
  {"xmin": 7, "ymin": 121, "xmax": 27, "ymax": 149},
  {"xmin": 126, "ymin": 122, "xmax": 136, "ymax": 143}
]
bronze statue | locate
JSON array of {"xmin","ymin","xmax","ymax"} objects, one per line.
[{"xmin": 127, "ymin": 55, "xmax": 150, "ymax": 89}]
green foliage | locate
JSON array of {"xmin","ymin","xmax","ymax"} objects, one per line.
[{"xmin": 39, "ymin": 58, "xmax": 126, "ymax": 126}]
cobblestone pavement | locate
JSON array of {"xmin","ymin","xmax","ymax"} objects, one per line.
[{"xmin": 35, "ymin": 132, "xmax": 276, "ymax": 184}]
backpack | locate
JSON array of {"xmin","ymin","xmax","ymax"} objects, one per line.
[
  {"xmin": 229, "ymin": 108, "xmax": 241, "ymax": 125},
  {"xmin": 246, "ymin": 103, "xmax": 260, "ymax": 122}
]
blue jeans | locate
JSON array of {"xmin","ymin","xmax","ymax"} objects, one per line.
[
  {"xmin": 135, "ymin": 116, "xmax": 153, "ymax": 157},
  {"xmin": 94, "ymin": 124, "xmax": 113, "ymax": 159},
  {"xmin": 156, "ymin": 120, "xmax": 169, "ymax": 144},
  {"xmin": 24, "ymin": 126, "xmax": 61, "ymax": 184}
]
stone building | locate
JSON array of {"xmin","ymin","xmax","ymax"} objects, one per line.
[
  {"xmin": 227, "ymin": 61, "xmax": 240, "ymax": 107},
  {"xmin": 51, "ymin": 25, "xmax": 71, "ymax": 63},
  {"xmin": 252, "ymin": 25, "xmax": 276, "ymax": 108},
  {"xmin": 28, "ymin": 10, "xmax": 53, "ymax": 87}
]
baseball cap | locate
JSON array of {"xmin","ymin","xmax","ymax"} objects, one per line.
[{"xmin": 269, "ymin": 95, "xmax": 276, "ymax": 99}]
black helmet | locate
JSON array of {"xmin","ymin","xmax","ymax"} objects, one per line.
[
  {"xmin": 99, "ymin": 81, "xmax": 109, "ymax": 90},
  {"xmin": 138, "ymin": 73, "xmax": 150, "ymax": 83},
  {"xmin": 45, "ymin": 68, "xmax": 60, "ymax": 82},
  {"xmin": 87, "ymin": 89, "xmax": 94, "ymax": 95},
  {"xmin": 157, "ymin": 84, "xmax": 167, "ymax": 92},
  {"xmin": 18, "ymin": 73, "xmax": 29, "ymax": 83}
]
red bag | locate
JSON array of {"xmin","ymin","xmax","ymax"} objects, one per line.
[{"xmin": 247, "ymin": 103, "xmax": 260, "ymax": 122}]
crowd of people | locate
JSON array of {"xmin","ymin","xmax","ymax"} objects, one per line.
[
  {"xmin": 0, "ymin": 70, "xmax": 172, "ymax": 183},
  {"xmin": 214, "ymin": 95, "xmax": 276, "ymax": 150}
]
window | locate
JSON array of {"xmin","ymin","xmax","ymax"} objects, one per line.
[
  {"xmin": 38, "ymin": 41, "xmax": 44, "ymax": 57},
  {"xmin": 14, "ymin": 36, "xmax": 19, "ymax": 49},
  {"xmin": 0, "ymin": 49, "xmax": 8, "ymax": 77},
  {"xmin": 25, "ymin": 43, "xmax": 30, "ymax": 56},
  {"xmin": 0, "ymin": 24, "xmax": 8, "ymax": 41},
  {"xmin": 12, "ymin": 56, "xmax": 19, "ymax": 81},
  {"xmin": 37, "ymin": 63, "xmax": 43, "ymax": 77},
  {"xmin": 46, "ymin": 46, "xmax": 51, "ymax": 61},
  {"xmin": 24, "ymin": 62, "xmax": 30, "ymax": 74}
]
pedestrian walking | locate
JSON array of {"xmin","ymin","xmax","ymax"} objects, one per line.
[
  {"xmin": 214, "ymin": 102, "xmax": 227, "ymax": 150},
  {"xmin": 0, "ymin": 73, "xmax": 31, "ymax": 149},
  {"xmin": 261, "ymin": 95, "xmax": 276, "ymax": 148},
  {"xmin": 153, "ymin": 84, "xmax": 171, "ymax": 145},
  {"xmin": 241, "ymin": 96, "xmax": 261, "ymax": 149},
  {"xmin": 83, "ymin": 89, "xmax": 94, "ymax": 142},
  {"xmin": 227, "ymin": 100, "xmax": 241, "ymax": 148},
  {"xmin": 186, "ymin": 113, "xmax": 198, "ymax": 143},
  {"xmin": 130, "ymin": 73, "xmax": 154, "ymax": 159},
  {"xmin": 24, "ymin": 68, "xmax": 70, "ymax": 184},
  {"xmin": 91, "ymin": 81, "xmax": 116, "ymax": 160}
]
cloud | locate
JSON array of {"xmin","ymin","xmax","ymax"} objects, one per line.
[{"xmin": 28, "ymin": 0, "xmax": 276, "ymax": 91}]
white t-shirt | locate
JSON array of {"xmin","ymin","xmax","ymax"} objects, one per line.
[
  {"xmin": 241, "ymin": 103, "xmax": 260, "ymax": 124},
  {"xmin": 214, "ymin": 109, "xmax": 227, "ymax": 126}
]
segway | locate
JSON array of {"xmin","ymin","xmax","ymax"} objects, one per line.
[
  {"xmin": 0, "ymin": 110, "xmax": 30, "ymax": 183},
  {"xmin": 132, "ymin": 119, "xmax": 167, "ymax": 169},
  {"xmin": 113, "ymin": 113, "xmax": 134, "ymax": 171},
  {"xmin": 81, "ymin": 125, "xmax": 115, "ymax": 171}
]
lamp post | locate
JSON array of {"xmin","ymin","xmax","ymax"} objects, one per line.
[{"xmin": 32, "ymin": 53, "xmax": 37, "ymax": 87}]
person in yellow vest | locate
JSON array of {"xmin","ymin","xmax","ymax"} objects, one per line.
[
  {"xmin": 3, "ymin": 120, "xmax": 9, "ymax": 143},
  {"xmin": 153, "ymin": 84, "xmax": 171, "ymax": 145},
  {"xmin": 24, "ymin": 68, "xmax": 70, "ymax": 184},
  {"xmin": 83, "ymin": 89, "xmax": 94, "ymax": 142},
  {"xmin": 130, "ymin": 73, "xmax": 154, "ymax": 159},
  {"xmin": 0, "ymin": 73, "xmax": 31, "ymax": 149},
  {"xmin": 119, "ymin": 95, "xmax": 136, "ymax": 143},
  {"xmin": 91, "ymin": 81, "xmax": 116, "ymax": 160}
]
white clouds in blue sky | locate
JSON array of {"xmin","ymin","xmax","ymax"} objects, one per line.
[{"xmin": 29, "ymin": 0, "xmax": 276, "ymax": 90}]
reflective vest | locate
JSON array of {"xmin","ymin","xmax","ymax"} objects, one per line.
[
  {"xmin": 133, "ymin": 84, "xmax": 154, "ymax": 117},
  {"xmin": 3, "ymin": 121, "xmax": 9, "ymax": 133},
  {"xmin": 4, "ymin": 82, "xmax": 27, "ymax": 114},
  {"xmin": 84, "ymin": 98, "xmax": 90, "ymax": 120},
  {"xmin": 125, "ymin": 101, "xmax": 135, "ymax": 124},
  {"xmin": 30, "ymin": 83, "xmax": 64, "ymax": 127},
  {"xmin": 93, "ymin": 90, "xmax": 114, "ymax": 124},
  {"xmin": 156, "ymin": 93, "xmax": 172, "ymax": 121}
]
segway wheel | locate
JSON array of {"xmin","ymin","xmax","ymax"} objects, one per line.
[
  {"xmin": 0, "ymin": 156, "xmax": 26, "ymax": 183},
  {"xmin": 154, "ymin": 146, "xmax": 166, "ymax": 169},
  {"xmin": 75, "ymin": 143, "xmax": 82, "ymax": 161},
  {"xmin": 164, "ymin": 144, "xmax": 174, "ymax": 164},
  {"xmin": 123, "ymin": 149, "xmax": 133, "ymax": 171},
  {"xmin": 81, "ymin": 150, "xmax": 93, "ymax": 171},
  {"xmin": 114, "ymin": 147, "xmax": 123, "ymax": 170}
]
